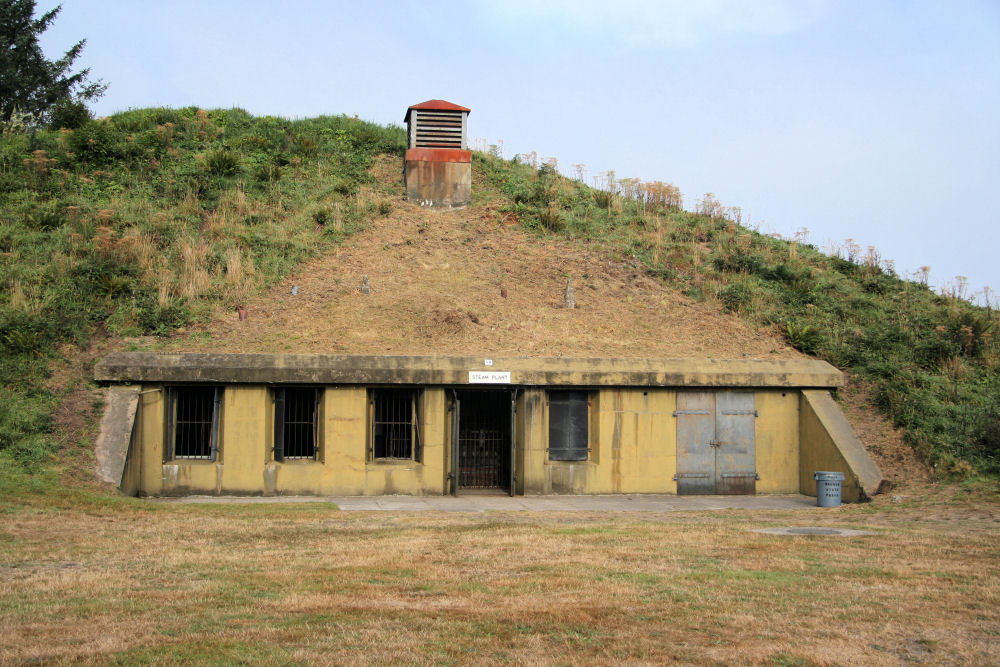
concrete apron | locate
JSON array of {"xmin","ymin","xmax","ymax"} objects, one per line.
[{"xmin": 151, "ymin": 493, "xmax": 819, "ymax": 512}]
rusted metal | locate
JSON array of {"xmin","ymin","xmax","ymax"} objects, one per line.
[
  {"xmin": 403, "ymin": 99, "xmax": 471, "ymax": 123},
  {"xmin": 404, "ymin": 148, "xmax": 471, "ymax": 163}
]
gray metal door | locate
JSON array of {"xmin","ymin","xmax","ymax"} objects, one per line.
[
  {"xmin": 715, "ymin": 392, "xmax": 757, "ymax": 494},
  {"xmin": 674, "ymin": 392, "xmax": 716, "ymax": 494},
  {"xmin": 675, "ymin": 391, "xmax": 757, "ymax": 495}
]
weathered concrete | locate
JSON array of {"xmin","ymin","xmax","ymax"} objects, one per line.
[
  {"xmin": 95, "ymin": 353, "xmax": 843, "ymax": 388},
  {"xmin": 404, "ymin": 158, "xmax": 471, "ymax": 208},
  {"xmin": 799, "ymin": 390, "xmax": 885, "ymax": 501},
  {"xmin": 152, "ymin": 493, "xmax": 818, "ymax": 512},
  {"xmin": 94, "ymin": 386, "xmax": 140, "ymax": 487}
]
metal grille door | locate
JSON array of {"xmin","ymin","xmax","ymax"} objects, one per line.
[
  {"xmin": 455, "ymin": 390, "xmax": 512, "ymax": 492},
  {"xmin": 675, "ymin": 391, "xmax": 757, "ymax": 495}
]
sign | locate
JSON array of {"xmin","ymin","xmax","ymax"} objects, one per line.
[{"xmin": 469, "ymin": 371, "xmax": 511, "ymax": 384}]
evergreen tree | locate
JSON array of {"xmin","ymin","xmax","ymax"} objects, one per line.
[{"xmin": 0, "ymin": 0, "xmax": 106, "ymax": 122}]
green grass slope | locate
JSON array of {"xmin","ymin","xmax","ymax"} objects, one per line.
[{"xmin": 0, "ymin": 108, "xmax": 996, "ymax": 494}]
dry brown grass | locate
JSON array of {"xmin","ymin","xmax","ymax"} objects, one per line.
[
  {"xmin": 170, "ymin": 158, "xmax": 795, "ymax": 360},
  {"xmin": 0, "ymin": 491, "xmax": 997, "ymax": 665}
]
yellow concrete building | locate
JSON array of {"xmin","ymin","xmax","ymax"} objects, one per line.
[{"xmin": 95, "ymin": 353, "xmax": 883, "ymax": 502}]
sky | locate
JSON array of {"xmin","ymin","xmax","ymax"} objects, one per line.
[{"xmin": 39, "ymin": 0, "xmax": 1000, "ymax": 300}]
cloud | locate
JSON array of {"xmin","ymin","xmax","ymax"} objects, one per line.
[{"xmin": 475, "ymin": 0, "xmax": 833, "ymax": 47}]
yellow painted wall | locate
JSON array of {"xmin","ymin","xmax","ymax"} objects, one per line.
[
  {"xmin": 524, "ymin": 389, "xmax": 677, "ymax": 495},
  {"xmin": 135, "ymin": 385, "xmax": 449, "ymax": 497},
  {"xmin": 219, "ymin": 386, "xmax": 268, "ymax": 494},
  {"xmin": 519, "ymin": 390, "xmax": 547, "ymax": 494},
  {"xmin": 264, "ymin": 387, "xmax": 449, "ymax": 496},
  {"xmin": 127, "ymin": 383, "xmax": 851, "ymax": 498},
  {"xmin": 137, "ymin": 387, "xmax": 164, "ymax": 496},
  {"xmin": 754, "ymin": 390, "xmax": 800, "ymax": 493}
]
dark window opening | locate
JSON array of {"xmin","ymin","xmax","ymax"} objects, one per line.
[
  {"xmin": 372, "ymin": 389, "xmax": 420, "ymax": 460},
  {"xmin": 168, "ymin": 386, "xmax": 220, "ymax": 460},
  {"xmin": 274, "ymin": 388, "xmax": 319, "ymax": 461},
  {"xmin": 548, "ymin": 390, "xmax": 589, "ymax": 461}
]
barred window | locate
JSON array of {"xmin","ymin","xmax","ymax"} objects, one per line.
[
  {"xmin": 274, "ymin": 387, "xmax": 320, "ymax": 461},
  {"xmin": 371, "ymin": 389, "xmax": 421, "ymax": 461},
  {"xmin": 167, "ymin": 386, "xmax": 221, "ymax": 461},
  {"xmin": 548, "ymin": 391, "xmax": 589, "ymax": 461}
]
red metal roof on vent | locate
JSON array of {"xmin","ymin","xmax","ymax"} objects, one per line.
[{"xmin": 404, "ymin": 99, "xmax": 470, "ymax": 122}]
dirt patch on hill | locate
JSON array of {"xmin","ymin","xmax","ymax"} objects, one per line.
[
  {"xmin": 176, "ymin": 175, "xmax": 797, "ymax": 360},
  {"xmin": 838, "ymin": 373, "xmax": 933, "ymax": 489}
]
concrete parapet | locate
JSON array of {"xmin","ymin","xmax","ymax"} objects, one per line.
[
  {"xmin": 96, "ymin": 353, "xmax": 843, "ymax": 389},
  {"xmin": 799, "ymin": 389, "xmax": 885, "ymax": 502},
  {"xmin": 94, "ymin": 385, "xmax": 140, "ymax": 489}
]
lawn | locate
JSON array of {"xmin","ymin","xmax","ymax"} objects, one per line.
[{"xmin": 1, "ymin": 486, "xmax": 997, "ymax": 665}]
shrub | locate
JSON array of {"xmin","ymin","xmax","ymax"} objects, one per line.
[
  {"xmin": 538, "ymin": 207, "xmax": 563, "ymax": 231},
  {"xmin": 255, "ymin": 163, "xmax": 281, "ymax": 182},
  {"xmin": 48, "ymin": 100, "xmax": 92, "ymax": 130},
  {"xmin": 205, "ymin": 149, "xmax": 240, "ymax": 176},
  {"xmin": 593, "ymin": 190, "xmax": 614, "ymax": 209},
  {"xmin": 719, "ymin": 283, "xmax": 754, "ymax": 313},
  {"xmin": 785, "ymin": 322, "xmax": 824, "ymax": 355}
]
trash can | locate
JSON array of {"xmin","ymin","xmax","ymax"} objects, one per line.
[{"xmin": 814, "ymin": 471, "xmax": 845, "ymax": 507}]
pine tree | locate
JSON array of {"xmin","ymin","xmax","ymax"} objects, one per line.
[{"xmin": 0, "ymin": 0, "xmax": 106, "ymax": 122}]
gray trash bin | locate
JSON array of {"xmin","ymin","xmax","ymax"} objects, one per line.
[{"xmin": 813, "ymin": 471, "xmax": 845, "ymax": 507}]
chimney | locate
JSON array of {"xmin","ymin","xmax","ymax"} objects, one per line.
[{"xmin": 403, "ymin": 99, "xmax": 471, "ymax": 209}]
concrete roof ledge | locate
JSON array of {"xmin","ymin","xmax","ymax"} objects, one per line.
[{"xmin": 95, "ymin": 353, "xmax": 842, "ymax": 388}]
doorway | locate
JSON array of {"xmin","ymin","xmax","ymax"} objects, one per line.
[
  {"xmin": 451, "ymin": 390, "xmax": 514, "ymax": 495},
  {"xmin": 674, "ymin": 391, "xmax": 758, "ymax": 495}
]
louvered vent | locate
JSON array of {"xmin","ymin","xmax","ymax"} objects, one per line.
[{"xmin": 412, "ymin": 109, "xmax": 465, "ymax": 149}]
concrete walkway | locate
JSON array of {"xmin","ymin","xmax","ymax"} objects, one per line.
[{"xmin": 154, "ymin": 493, "xmax": 820, "ymax": 512}]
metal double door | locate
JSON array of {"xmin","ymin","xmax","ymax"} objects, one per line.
[
  {"xmin": 450, "ymin": 389, "xmax": 516, "ymax": 496},
  {"xmin": 674, "ymin": 391, "xmax": 758, "ymax": 495}
]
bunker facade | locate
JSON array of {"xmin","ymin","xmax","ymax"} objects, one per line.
[{"xmin": 95, "ymin": 353, "xmax": 883, "ymax": 502}]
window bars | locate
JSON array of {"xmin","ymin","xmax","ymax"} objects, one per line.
[
  {"xmin": 274, "ymin": 388, "xmax": 320, "ymax": 461},
  {"xmin": 166, "ymin": 386, "xmax": 221, "ymax": 460},
  {"xmin": 371, "ymin": 389, "xmax": 420, "ymax": 460}
]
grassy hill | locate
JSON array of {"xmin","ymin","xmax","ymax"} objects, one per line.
[{"xmin": 0, "ymin": 107, "xmax": 997, "ymax": 495}]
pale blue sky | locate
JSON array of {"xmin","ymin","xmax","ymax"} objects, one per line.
[{"xmin": 40, "ymin": 0, "xmax": 1000, "ymax": 298}]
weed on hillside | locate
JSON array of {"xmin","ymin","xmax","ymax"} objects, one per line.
[
  {"xmin": 0, "ymin": 108, "xmax": 405, "ymax": 481},
  {"xmin": 475, "ymin": 152, "xmax": 1000, "ymax": 478}
]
